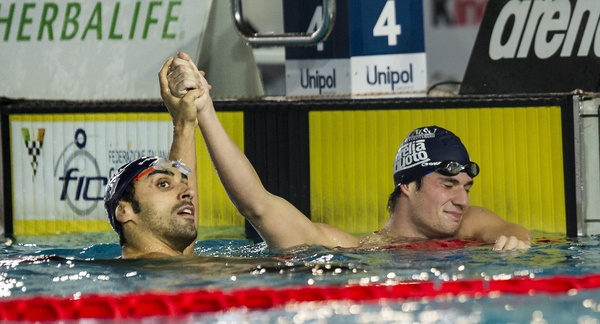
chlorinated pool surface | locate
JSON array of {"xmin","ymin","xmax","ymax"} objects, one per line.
[{"xmin": 1, "ymin": 234, "xmax": 600, "ymax": 322}]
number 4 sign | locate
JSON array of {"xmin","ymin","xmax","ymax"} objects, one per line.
[
  {"xmin": 284, "ymin": 0, "xmax": 427, "ymax": 97},
  {"xmin": 373, "ymin": 1, "xmax": 402, "ymax": 46}
]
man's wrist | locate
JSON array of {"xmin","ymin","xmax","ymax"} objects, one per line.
[{"xmin": 172, "ymin": 119, "xmax": 197, "ymax": 136}]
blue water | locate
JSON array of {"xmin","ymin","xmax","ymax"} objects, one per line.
[{"xmin": 1, "ymin": 233, "xmax": 600, "ymax": 322}]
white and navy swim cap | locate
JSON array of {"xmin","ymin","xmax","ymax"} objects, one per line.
[
  {"xmin": 104, "ymin": 156, "xmax": 191, "ymax": 232},
  {"xmin": 393, "ymin": 126, "xmax": 475, "ymax": 186}
]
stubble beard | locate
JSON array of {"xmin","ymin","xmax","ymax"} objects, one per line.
[{"xmin": 140, "ymin": 203, "xmax": 198, "ymax": 252}]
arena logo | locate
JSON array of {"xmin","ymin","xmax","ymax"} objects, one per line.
[
  {"xmin": 489, "ymin": 0, "xmax": 600, "ymax": 60},
  {"xmin": 460, "ymin": 0, "xmax": 600, "ymax": 94}
]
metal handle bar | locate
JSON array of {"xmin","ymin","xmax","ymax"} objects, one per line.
[{"xmin": 230, "ymin": 0, "xmax": 335, "ymax": 46}]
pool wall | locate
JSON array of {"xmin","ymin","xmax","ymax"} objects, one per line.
[{"xmin": 1, "ymin": 95, "xmax": 591, "ymax": 239}]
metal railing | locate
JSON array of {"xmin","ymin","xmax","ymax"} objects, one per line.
[{"xmin": 230, "ymin": 0, "xmax": 335, "ymax": 46}]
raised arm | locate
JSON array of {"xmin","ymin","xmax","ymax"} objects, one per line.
[
  {"xmin": 171, "ymin": 54, "xmax": 357, "ymax": 249},
  {"xmin": 458, "ymin": 206, "xmax": 532, "ymax": 250},
  {"xmin": 158, "ymin": 54, "xmax": 203, "ymax": 254}
]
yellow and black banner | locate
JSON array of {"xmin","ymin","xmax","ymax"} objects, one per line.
[{"xmin": 1, "ymin": 96, "xmax": 577, "ymax": 238}]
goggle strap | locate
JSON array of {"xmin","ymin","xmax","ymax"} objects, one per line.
[{"xmin": 133, "ymin": 167, "xmax": 154, "ymax": 182}]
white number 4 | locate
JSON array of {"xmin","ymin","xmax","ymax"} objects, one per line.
[{"xmin": 373, "ymin": 0, "xmax": 402, "ymax": 46}]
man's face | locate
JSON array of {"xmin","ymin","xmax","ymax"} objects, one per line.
[
  {"xmin": 407, "ymin": 171, "xmax": 473, "ymax": 238},
  {"xmin": 130, "ymin": 166, "xmax": 197, "ymax": 249}
]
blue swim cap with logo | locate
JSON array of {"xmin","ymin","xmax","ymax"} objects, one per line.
[
  {"xmin": 104, "ymin": 156, "xmax": 191, "ymax": 232},
  {"xmin": 393, "ymin": 126, "xmax": 473, "ymax": 186}
]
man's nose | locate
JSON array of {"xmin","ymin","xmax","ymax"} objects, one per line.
[
  {"xmin": 178, "ymin": 184, "xmax": 195, "ymax": 201},
  {"xmin": 453, "ymin": 188, "xmax": 469, "ymax": 209}
]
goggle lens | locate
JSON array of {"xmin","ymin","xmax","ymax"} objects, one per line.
[{"xmin": 435, "ymin": 160, "xmax": 480, "ymax": 178}]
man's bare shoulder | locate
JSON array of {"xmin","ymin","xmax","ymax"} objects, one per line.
[{"xmin": 457, "ymin": 205, "xmax": 532, "ymax": 247}]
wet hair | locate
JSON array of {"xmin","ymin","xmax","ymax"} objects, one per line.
[
  {"xmin": 114, "ymin": 183, "xmax": 141, "ymax": 246},
  {"xmin": 387, "ymin": 178, "xmax": 423, "ymax": 212}
]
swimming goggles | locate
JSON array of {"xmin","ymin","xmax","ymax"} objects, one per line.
[
  {"xmin": 435, "ymin": 160, "xmax": 480, "ymax": 178},
  {"xmin": 133, "ymin": 158, "xmax": 191, "ymax": 182}
]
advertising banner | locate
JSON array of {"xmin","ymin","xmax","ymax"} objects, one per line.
[
  {"xmin": 0, "ymin": 0, "xmax": 210, "ymax": 100},
  {"xmin": 284, "ymin": 0, "xmax": 427, "ymax": 97},
  {"xmin": 10, "ymin": 113, "xmax": 173, "ymax": 235},
  {"xmin": 461, "ymin": 0, "xmax": 600, "ymax": 94}
]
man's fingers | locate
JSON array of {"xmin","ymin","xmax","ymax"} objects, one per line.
[
  {"xmin": 517, "ymin": 240, "xmax": 531, "ymax": 250},
  {"xmin": 178, "ymin": 51, "xmax": 200, "ymax": 72},
  {"xmin": 182, "ymin": 88, "xmax": 204, "ymax": 104},
  {"xmin": 168, "ymin": 55, "xmax": 202, "ymax": 98},
  {"xmin": 178, "ymin": 51, "xmax": 192, "ymax": 61},
  {"xmin": 173, "ymin": 79, "xmax": 200, "ymax": 95},
  {"xmin": 493, "ymin": 236, "xmax": 507, "ymax": 250},
  {"xmin": 493, "ymin": 235, "xmax": 532, "ymax": 251},
  {"xmin": 168, "ymin": 73, "xmax": 200, "ymax": 98},
  {"xmin": 504, "ymin": 236, "xmax": 519, "ymax": 250},
  {"xmin": 177, "ymin": 51, "xmax": 208, "ymax": 90},
  {"xmin": 159, "ymin": 57, "xmax": 175, "ymax": 99}
]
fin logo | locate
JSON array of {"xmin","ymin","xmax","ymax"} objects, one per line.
[
  {"xmin": 21, "ymin": 128, "xmax": 45, "ymax": 177},
  {"xmin": 489, "ymin": 0, "xmax": 600, "ymax": 60},
  {"xmin": 54, "ymin": 128, "xmax": 108, "ymax": 216}
]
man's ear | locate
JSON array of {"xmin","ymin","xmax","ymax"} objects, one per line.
[
  {"xmin": 398, "ymin": 182, "xmax": 412, "ymax": 195},
  {"xmin": 115, "ymin": 201, "xmax": 135, "ymax": 224}
]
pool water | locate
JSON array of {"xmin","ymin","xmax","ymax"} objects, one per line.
[{"xmin": 1, "ymin": 232, "xmax": 600, "ymax": 322}]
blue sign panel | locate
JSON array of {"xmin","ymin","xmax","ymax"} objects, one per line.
[
  {"xmin": 284, "ymin": 0, "xmax": 427, "ymax": 96},
  {"xmin": 348, "ymin": 0, "xmax": 425, "ymax": 56}
]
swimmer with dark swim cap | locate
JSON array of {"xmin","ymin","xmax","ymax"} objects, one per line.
[
  {"xmin": 104, "ymin": 156, "xmax": 191, "ymax": 232},
  {"xmin": 100, "ymin": 51, "xmax": 208, "ymax": 259},
  {"xmin": 103, "ymin": 156, "xmax": 197, "ymax": 258}
]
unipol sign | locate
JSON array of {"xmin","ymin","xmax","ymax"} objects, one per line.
[{"xmin": 461, "ymin": 0, "xmax": 600, "ymax": 95}]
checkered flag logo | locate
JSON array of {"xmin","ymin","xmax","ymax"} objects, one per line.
[{"xmin": 21, "ymin": 128, "xmax": 46, "ymax": 176}]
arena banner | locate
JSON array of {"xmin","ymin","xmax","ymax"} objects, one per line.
[
  {"xmin": 0, "ymin": 0, "xmax": 210, "ymax": 100},
  {"xmin": 461, "ymin": 0, "xmax": 600, "ymax": 94},
  {"xmin": 284, "ymin": 0, "xmax": 427, "ymax": 97}
]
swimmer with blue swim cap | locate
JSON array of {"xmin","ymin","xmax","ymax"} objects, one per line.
[
  {"xmin": 377, "ymin": 126, "xmax": 486, "ymax": 242},
  {"xmin": 104, "ymin": 156, "xmax": 191, "ymax": 232},
  {"xmin": 392, "ymin": 126, "xmax": 479, "ymax": 186},
  {"xmin": 104, "ymin": 156, "xmax": 197, "ymax": 258},
  {"xmin": 101, "ymin": 52, "xmax": 206, "ymax": 259}
]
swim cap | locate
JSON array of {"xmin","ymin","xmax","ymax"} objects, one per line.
[
  {"xmin": 104, "ymin": 156, "xmax": 191, "ymax": 231},
  {"xmin": 393, "ymin": 126, "xmax": 474, "ymax": 185}
]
